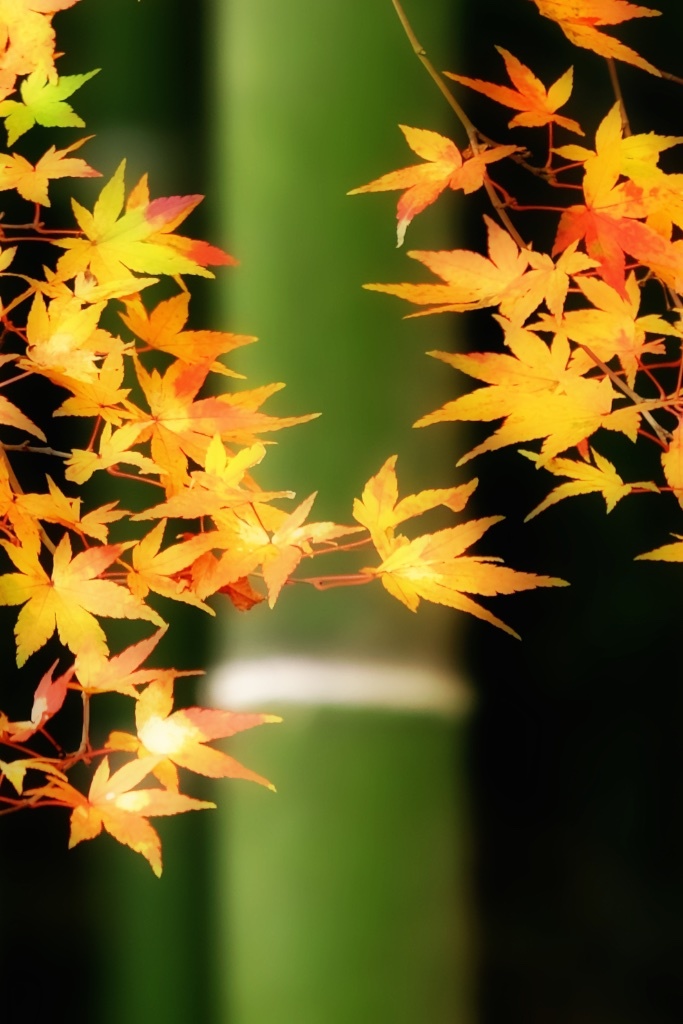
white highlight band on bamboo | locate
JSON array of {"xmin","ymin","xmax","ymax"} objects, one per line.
[{"xmin": 206, "ymin": 657, "xmax": 471, "ymax": 716}]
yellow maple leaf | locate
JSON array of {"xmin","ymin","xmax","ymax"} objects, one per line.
[
  {"xmin": 33, "ymin": 756, "xmax": 215, "ymax": 877},
  {"xmin": 348, "ymin": 126, "xmax": 517, "ymax": 246},
  {"xmin": 520, "ymin": 447, "xmax": 657, "ymax": 518},
  {"xmin": 363, "ymin": 216, "xmax": 529, "ymax": 315},
  {"xmin": 446, "ymin": 47, "xmax": 583, "ymax": 134},
  {"xmin": 0, "ymin": 534, "xmax": 163, "ymax": 666}
]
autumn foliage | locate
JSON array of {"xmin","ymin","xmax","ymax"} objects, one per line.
[{"xmin": 3, "ymin": 0, "xmax": 678, "ymax": 873}]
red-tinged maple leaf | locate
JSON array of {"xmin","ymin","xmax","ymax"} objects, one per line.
[
  {"xmin": 120, "ymin": 292, "xmax": 255, "ymax": 376},
  {"xmin": 446, "ymin": 47, "xmax": 583, "ymax": 134},
  {"xmin": 34, "ymin": 755, "xmax": 215, "ymax": 876},
  {"xmin": 530, "ymin": 0, "xmax": 662, "ymax": 75},
  {"xmin": 348, "ymin": 125, "xmax": 517, "ymax": 246},
  {"xmin": 106, "ymin": 675, "xmax": 280, "ymax": 792},
  {"xmin": 353, "ymin": 454, "xmax": 478, "ymax": 559},
  {"xmin": 415, "ymin": 320, "xmax": 642, "ymax": 465},
  {"xmin": 520, "ymin": 447, "xmax": 658, "ymax": 518},
  {"xmin": 0, "ymin": 534, "xmax": 163, "ymax": 667},
  {"xmin": 53, "ymin": 161, "xmax": 236, "ymax": 284},
  {"xmin": 0, "ymin": 137, "xmax": 99, "ymax": 206},
  {"xmin": 361, "ymin": 514, "xmax": 566, "ymax": 639},
  {"xmin": 218, "ymin": 575, "xmax": 265, "ymax": 612},
  {"xmin": 364, "ymin": 215, "xmax": 529, "ymax": 315},
  {"xmin": 0, "ymin": 659, "xmax": 72, "ymax": 744},
  {"xmin": 552, "ymin": 105, "xmax": 680, "ymax": 294}
]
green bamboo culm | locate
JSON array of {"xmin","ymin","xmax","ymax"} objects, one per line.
[{"xmin": 207, "ymin": 2, "xmax": 475, "ymax": 1023}]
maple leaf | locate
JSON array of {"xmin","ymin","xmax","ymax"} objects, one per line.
[
  {"xmin": 120, "ymin": 292, "xmax": 255, "ymax": 376},
  {"xmin": 130, "ymin": 355, "xmax": 316, "ymax": 494},
  {"xmin": 126, "ymin": 520, "xmax": 220, "ymax": 612},
  {"xmin": 531, "ymin": 0, "xmax": 662, "ymax": 76},
  {"xmin": 35, "ymin": 756, "xmax": 215, "ymax": 876},
  {"xmin": 364, "ymin": 216, "xmax": 529, "ymax": 315},
  {"xmin": 520, "ymin": 447, "xmax": 658, "ymax": 518},
  {"xmin": 415, "ymin": 320, "xmax": 641, "ymax": 465},
  {"xmin": 23, "ymin": 291, "xmax": 119, "ymax": 385},
  {"xmin": 0, "ymin": 534, "xmax": 163, "ymax": 667},
  {"xmin": 106, "ymin": 676, "xmax": 280, "ymax": 792},
  {"xmin": 498, "ymin": 242, "xmax": 598, "ymax": 324},
  {"xmin": 18, "ymin": 475, "xmax": 126, "ymax": 542},
  {"xmin": 353, "ymin": 454, "xmax": 478, "ymax": 559},
  {"xmin": 73, "ymin": 627, "xmax": 181, "ymax": 697},
  {"xmin": 0, "ymin": 392, "xmax": 46, "ymax": 442},
  {"xmin": 64, "ymin": 421, "xmax": 160, "ymax": 485},
  {"xmin": 53, "ymin": 161, "xmax": 236, "ymax": 284},
  {"xmin": 360, "ymin": 497, "xmax": 565, "ymax": 639},
  {"xmin": 131, "ymin": 438, "xmax": 292, "ymax": 523},
  {"xmin": 0, "ymin": 755, "xmax": 67, "ymax": 796},
  {"xmin": 0, "ymin": 2, "xmax": 81, "ymax": 95},
  {"xmin": 348, "ymin": 125, "xmax": 517, "ymax": 246},
  {"xmin": 0, "ymin": 137, "xmax": 100, "ymax": 206},
  {"xmin": 0, "ymin": 68, "xmax": 99, "ymax": 145},
  {"xmin": 635, "ymin": 533, "xmax": 683, "ymax": 563},
  {"xmin": 533, "ymin": 271, "xmax": 675, "ymax": 386},
  {"xmin": 660, "ymin": 418, "xmax": 683, "ymax": 510},
  {"xmin": 446, "ymin": 47, "xmax": 583, "ymax": 134}
]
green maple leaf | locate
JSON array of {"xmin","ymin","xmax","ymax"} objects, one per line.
[{"xmin": 0, "ymin": 69, "xmax": 99, "ymax": 145}]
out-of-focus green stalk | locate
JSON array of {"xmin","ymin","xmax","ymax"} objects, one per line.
[{"xmin": 208, "ymin": 3, "xmax": 475, "ymax": 1022}]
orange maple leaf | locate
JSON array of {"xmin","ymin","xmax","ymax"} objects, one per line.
[
  {"xmin": 552, "ymin": 105, "xmax": 680, "ymax": 293},
  {"xmin": 53, "ymin": 161, "xmax": 236, "ymax": 284},
  {"xmin": 531, "ymin": 0, "xmax": 662, "ymax": 75},
  {"xmin": 120, "ymin": 291, "xmax": 255, "ymax": 375},
  {"xmin": 348, "ymin": 125, "xmax": 517, "ymax": 246},
  {"xmin": 106, "ymin": 675, "xmax": 280, "ymax": 791},
  {"xmin": 446, "ymin": 47, "xmax": 583, "ymax": 134},
  {"xmin": 34, "ymin": 756, "xmax": 215, "ymax": 876},
  {"xmin": 0, "ymin": 534, "xmax": 163, "ymax": 666}
]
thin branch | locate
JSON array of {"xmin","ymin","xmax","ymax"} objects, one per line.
[{"xmin": 390, "ymin": 0, "xmax": 527, "ymax": 249}]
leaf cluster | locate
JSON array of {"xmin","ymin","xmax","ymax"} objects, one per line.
[
  {"xmin": 0, "ymin": 0, "xmax": 554, "ymax": 873},
  {"xmin": 351, "ymin": 0, "xmax": 683, "ymax": 596}
]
